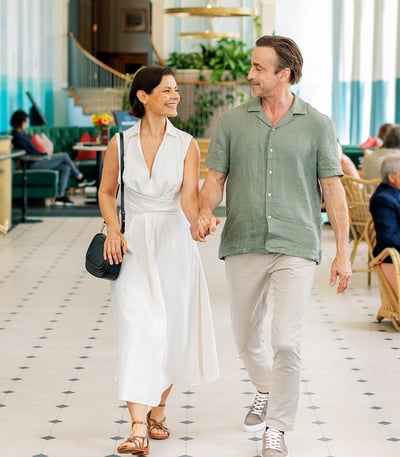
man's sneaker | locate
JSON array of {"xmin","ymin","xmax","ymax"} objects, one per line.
[
  {"xmin": 77, "ymin": 177, "xmax": 96, "ymax": 188},
  {"xmin": 55, "ymin": 195, "xmax": 74, "ymax": 206},
  {"xmin": 263, "ymin": 428, "xmax": 288, "ymax": 457},
  {"xmin": 243, "ymin": 392, "xmax": 269, "ymax": 432}
]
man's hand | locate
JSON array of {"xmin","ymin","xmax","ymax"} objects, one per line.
[
  {"xmin": 330, "ymin": 254, "xmax": 352, "ymax": 293},
  {"xmin": 191, "ymin": 208, "xmax": 221, "ymax": 242}
]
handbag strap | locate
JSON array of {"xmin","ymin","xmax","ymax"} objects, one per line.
[{"xmin": 119, "ymin": 131, "xmax": 125, "ymax": 234}]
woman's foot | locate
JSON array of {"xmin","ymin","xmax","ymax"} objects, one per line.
[
  {"xmin": 117, "ymin": 420, "xmax": 149, "ymax": 455},
  {"xmin": 147, "ymin": 403, "xmax": 170, "ymax": 440}
]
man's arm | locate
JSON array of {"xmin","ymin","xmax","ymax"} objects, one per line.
[
  {"xmin": 320, "ymin": 176, "xmax": 352, "ymax": 293},
  {"xmin": 191, "ymin": 169, "xmax": 226, "ymax": 241}
]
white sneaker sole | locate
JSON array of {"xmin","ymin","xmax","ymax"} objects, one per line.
[{"xmin": 243, "ymin": 420, "xmax": 266, "ymax": 433}]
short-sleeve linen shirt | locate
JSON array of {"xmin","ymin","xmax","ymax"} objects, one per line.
[{"xmin": 205, "ymin": 95, "xmax": 342, "ymax": 263}]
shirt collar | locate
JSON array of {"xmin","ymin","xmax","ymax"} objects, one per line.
[
  {"xmin": 248, "ymin": 94, "xmax": 307, "ymax": 115},
  {"xmin": 124, "ymin": 118, "xmax": 179, "ymax": 139}
]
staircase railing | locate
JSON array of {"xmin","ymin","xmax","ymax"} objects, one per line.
[
  {"xmin": 68, "ymin": 32, "xmax": 131, "ymax": 114},
  {"xmin": 69, "ymin": 32, "xmax": 128, "ymax": 89}
]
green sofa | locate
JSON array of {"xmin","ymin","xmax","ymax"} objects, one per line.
[{"xmin": 12, "ymin": 125, "xmax": 119, "ymax": 204}]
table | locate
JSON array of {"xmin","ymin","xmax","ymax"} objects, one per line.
[
  {"xmin": 0, "ymin": 148, "xmax": 25, "ymax": 229},
  {"xmin": 18, "ymin": 154, "xmax": 51, "ymax": 223},
  {"xmin": 73, "ymin": 143, "xmax": 107, "ymax": 204}
]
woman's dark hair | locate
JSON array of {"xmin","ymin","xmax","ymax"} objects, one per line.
[
  {"xmin": 10, "ymin": 109, "xmax": 29, "ymax": 129},
  {"xmin": 255, "ymin": 35, "xmax": 303, "ymax": 84},
  {"xmin": 129, "ymin": 66, "xmax": 175, "ymax": 118},
  {"xmin": 382, "ymin": 125, "xmax": 400, "ymax": 149}
]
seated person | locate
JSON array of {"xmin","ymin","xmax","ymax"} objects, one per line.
[
  {"xmin": 362, "ymin": 124, "xmax": 400, "ymax": 180},
  {"xmin": 339, "ymin": 144, "xmax": 360, "ymax": 178},
  {"xmin": 369, "ymin": 155, "xmax": 400, "ymax": 296},
  {"xmin": 363, "ymin": 122, "xmax": 394, "ymax": 157},
  {"xmin": 10, "ymin": 110, "xmax": 95, "ymax": 205}
]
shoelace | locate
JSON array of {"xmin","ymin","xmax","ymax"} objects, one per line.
[
  {"xmin": 264, "ymin": 428, "xmax": 283, "ymax": 451},
  {"xmin": 249, "ymin": 393, "xmax": 269, "ymax": 416}
]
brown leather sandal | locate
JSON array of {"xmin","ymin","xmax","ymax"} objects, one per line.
[
  {"xmin": 147, "ymin": 403, "xmax": 170, "ymax": 440},
  {"xmin": 117, "ymin": 420, "xmax": 149, "ymax": 455}
]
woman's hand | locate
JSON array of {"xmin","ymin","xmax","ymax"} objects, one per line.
[{"xmin": 104, "ymin": 229, "xmax": 127, "ymax": 264}]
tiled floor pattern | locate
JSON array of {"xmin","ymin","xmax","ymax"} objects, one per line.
[{"xmin": 0, "ymin": 217, "xmax": 400, "ymax": 457}]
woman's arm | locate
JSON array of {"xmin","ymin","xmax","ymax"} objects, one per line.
[
  {"xmin": 98, "ymin": 135, "xmax": 126, "ymax": 264},
  {"xmin": 180, "ymin": 138, "xmax": 201, "ymax": 225},
  {"xmin": 13, "ymin": 131, "xmax": 42, "ymax": 155}
]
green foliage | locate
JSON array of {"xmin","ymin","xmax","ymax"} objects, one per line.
[
  {"xmin": 170, "ymin": 84, "xmax": 247, "ymax": 137},
  {"xmin": 166, "ymin": 51, "xmax": 205, "ymax": 70},
  {"xmin": 122, "ymin": 74, "xmax": 134, "ymax": 110},
  {"xmin": 166, "ymin": 38, "xmax": 251, "ymax": 83}
]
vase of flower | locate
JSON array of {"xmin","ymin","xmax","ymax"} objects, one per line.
[
  {"xmin": 90, "ymin": 113, "xmax": 113, "ymax": 145},
  {"xmin": 100, "ymin": 127, "xmax": 110, "ymax": 145}
]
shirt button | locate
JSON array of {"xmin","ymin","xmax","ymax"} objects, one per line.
[
  {"xmin": 268, "ymin": 215, "xmax": 272, "ymax": 219},
  {"xmin": 268, "ymin": 193, "xmax": 271, "ymax": 197},
  {"xmin": 269, "ymin": 148, "xmax": 273, "ymax": 152},
  {"xmin": 269, "ymin": 170, "xmax": 272, "ymax": 174}
]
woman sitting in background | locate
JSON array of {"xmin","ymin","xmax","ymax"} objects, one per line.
[
  {"xmin": 369, "ymin": 155, "xmax": 400, "ymax": 295},
  {"xmin": 10, "ymin": 109, "xmax": 95, "ymax": 205},
  {"xmin": 362, "ymin": 124, "xmax": 400, "ymax": 180}
]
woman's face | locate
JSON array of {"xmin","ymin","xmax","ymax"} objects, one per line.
[{"xmin": 142, "ymin": 74, "xmax": 180, "ymax": 118}]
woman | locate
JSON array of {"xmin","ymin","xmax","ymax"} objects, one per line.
[
  {"xmin": 10, "ymin": 109, "xmax": 95, "ymax": 205},
  {"xmin": 98, "ymin": 66, "xmax": 219, "ymax": 455}
]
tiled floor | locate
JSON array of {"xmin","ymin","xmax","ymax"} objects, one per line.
[{"xmin": 1, "ymin": 216, "xmax": 400, "ymax": 457}]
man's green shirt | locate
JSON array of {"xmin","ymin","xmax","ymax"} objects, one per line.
[{"xmin": 205, "ymin": 96, "xmax": 342, "ymax": 263}]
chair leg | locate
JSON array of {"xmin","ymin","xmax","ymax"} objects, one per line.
[
  {"xmin": 391, "ymin": 318, "xmax": 400, "ymax": 331},
  {"xmin": 350, "ymin": 239, "xmax": 360, "ymax": 265}
]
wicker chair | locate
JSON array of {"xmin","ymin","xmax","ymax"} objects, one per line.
[
  {"xmin": 365, "ymin": 218, "xmax": 400, "ymax": 330},
  {"xmin": 341, "ymin": 176, "xmax": 381, "ymax": 284}
]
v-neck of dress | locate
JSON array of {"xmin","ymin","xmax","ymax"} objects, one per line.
[{"xmin": 138, "ymin": 134, "xmax": 166, "ymax": 179}]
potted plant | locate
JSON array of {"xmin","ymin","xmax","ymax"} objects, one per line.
[
  {"xmin": 166, "ymin": 38, "xmax": 251, "ymax": 136},
  {"xmin": 166, "ymin": 38, "xmax": 251, "ymax": 83}
]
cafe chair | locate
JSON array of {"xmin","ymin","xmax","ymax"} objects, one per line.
[
  {"xmin": 341, "ymin": 175, "xmax": 381, "ymax": 284},
  {"xmin": 365, "ymin": 218, "xmax": 400, "ymax": 331}
]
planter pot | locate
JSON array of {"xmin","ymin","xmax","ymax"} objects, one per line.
[{"xmin": 174, "ymin": 69, "xmax": 212, "ymax": 83}]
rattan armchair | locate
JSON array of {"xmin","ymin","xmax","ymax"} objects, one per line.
[
  {"xmin": 341, "ymin": 176, "xmax": 381, "ymax": 284},
  {"xmin": 365, "ymin": 218, "xmax": 400, "ymax": 330}
]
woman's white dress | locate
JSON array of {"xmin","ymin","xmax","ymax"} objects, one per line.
[{"xmin": 111, "ymin": 120, "xmax": 219, "ymax": 405}]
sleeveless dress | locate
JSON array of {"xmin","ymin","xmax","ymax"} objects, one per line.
[{"xmin": 111, "ymin": 119, "xmax": 219, "ymax": 406}]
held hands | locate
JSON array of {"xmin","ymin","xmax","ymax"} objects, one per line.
[
  {"xmin": 104, "ymin": 230, "xmax": 127, "ymax": 265},
  {"xmin": 330, "ymin": 253, "xmax": 352, "ymax": 293},
  {"xmin": 190, "ymin": 208, "xmax": 221, "ymax": 242}
]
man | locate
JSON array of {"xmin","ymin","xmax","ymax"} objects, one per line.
[
  {"xmin": 191, "ymin": 35, "xmax": 352, "ymax": 457},
  {"xmin": 369, "ymin": 155, "xmax": 400, "ymax": 296}
]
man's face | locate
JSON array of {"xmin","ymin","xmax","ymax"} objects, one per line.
[
  {"xmin": 247, "ymin": 46, "xmax": 288, "ymax": 98},
  {"xmin": 388, "ymin": 169, "xmax": 400, "ymax": 190}
]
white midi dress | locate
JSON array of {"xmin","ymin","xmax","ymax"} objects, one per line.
[{"xmin": 111, "ymin": 120, "xmax": 219, "ymax": 406}]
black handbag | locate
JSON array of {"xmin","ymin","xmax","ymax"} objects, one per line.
[{"xmin": 85, "ymin": 132, "xmax": 126, "ymax": 280}]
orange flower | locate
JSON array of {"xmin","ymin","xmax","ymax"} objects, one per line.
[{"xmin": 90, "ymin": 113, "xmax": 113, "ymax": 128}]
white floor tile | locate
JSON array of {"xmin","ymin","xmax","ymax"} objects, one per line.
[{"xmin": 0, "ymin": 218, "xmax": 399, "ymax": 456}]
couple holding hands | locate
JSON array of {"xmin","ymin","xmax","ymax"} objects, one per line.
[{"xmin": 98, "ymin": 35, "xmax": 351, "ymax": 457}]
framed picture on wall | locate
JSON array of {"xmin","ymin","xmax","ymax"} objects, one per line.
[{"xmin": 121, "ymin": 8, "xmax": 147, "ymax": 33}]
